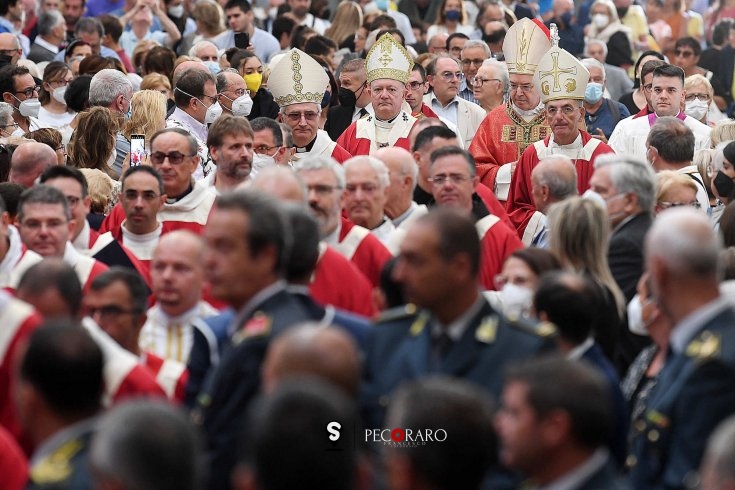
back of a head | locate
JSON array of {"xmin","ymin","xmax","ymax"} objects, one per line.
[
  {"xmin": 701, "ymin": 415, "xmax": 735, "ymax": 489},
  {"xmin": 647, "ymin": 116, "xmax": 695, "ymax": 164},
  {"xmin": 0, "ymin": 182, "xmax": 20, "ymax": 218},
  {"xmin": 11, "ymin": 141, "xmax": 57, "ymax": 176},
  {"xmin": 387, "ymin": 377, "xmax": 497, "ymax": 490},
  {"xmin": 646, "ymin": 207, "xmax": 721, "ymax": 279},
  {"xmin": 417, "ymin": 208, "xmax": 481, "ymax": 278},
  {"xmin": 90, "ymin": 401, "xmax": 202, "ymax": 490},
  {"xmin": 240, "ymin": 379, "xmax": 360, "ymax": 490},
  {"xmin": 534, "ymin": 271, "xmax": 598, "ymax": 345},
  {"xmin": 89, "ymin": 69, "xmax": 133, "ymax": 107},
  {"xmin": 20, "ymin": 319, "xmax": 103, "ymax": 419},
  {"xmin": 505, "ymin": 356, "xmax": 612, "ymax": 450},
  {"xmin": 283, "ymin": 204, "xmax": 320, "ymax": 283},
  {"xmin": 17, "ymin": 259, "xmax": 82, "ymax": 318}
]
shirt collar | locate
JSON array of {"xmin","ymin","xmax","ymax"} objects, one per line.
[
  {"xmin": 35, "ymin": 36, "xmax": 59, "ymax": 53},
  {"xmin": 670, "ymin": 296, "xmax": 731, "ymax": 354},
  {"xmin": 430, "ymin": 294, "xmax": 484, "ymax": 342}
]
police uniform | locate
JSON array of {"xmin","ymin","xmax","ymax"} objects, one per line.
[
  {"xmin": 27, "ymin": 419, "xmax": 96, "ymax": 490},
  {"xmin": 194, "ymin": 281, "xmax": 312, "ymax": 490},
  {"xmin": 361, "ymin": 297, "xmax": 556, "ymax": 427},
  {"xmin": 628, "ymin": 299, "xmax": 735, "ymax": 490}
]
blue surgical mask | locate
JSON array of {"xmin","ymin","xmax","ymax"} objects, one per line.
[
  {"xmin": 375, "ymin": 0, "xmax": 389, "ymax": 10},
  {"xmin": 321, "ymin": 90, "xmax": 331, "ymax": 108},
  {"xmin": 125, "ymin": 102, "xmax": 132, "ymax": 119},
  {"xmin": 584, "ymin": 82, "xmax": 604, "ymax": 104},
  {"xmin": 445, "ymin": 9, "xmax": 461, "ymax": 21}
]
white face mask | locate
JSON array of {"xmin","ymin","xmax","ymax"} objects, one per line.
[
  {"xmin": 626, "ymin": 294, "xmax": 651, "ymax": 336},
  {"xmin": 251, "ymin": 152, "xmax": 277, "ymax": 176},
  {"xmin": 52, "ymin": 86, "xmax": 67, "ymax": 105},
  {"xmin": 16, "ymin": 97, "xmax": 41, "ymax": 118},
  {"xmin": 168, "ymin": 4, "xmax": 184, "ymax": 17},
  {"xmin": 205, "ymin": 102, "xmax": 222, "ymax": 124},
  {"xmin": 501, "ymin": 283, "xmax": 534, "ymax": 318},
  {"xmin": 685, "ymin": 99, "xmax": 708, "ymax": 120},
  {"xmin": 582, "ymin": 188, "xmax": 607, "ymax": 209},
  {"xmin": 592, "ymin": 13, "xmax": 609, "ymax": 28},
  {"xmin": 231, "ymin": 94, "xmax": 253, "ymax": 117}
]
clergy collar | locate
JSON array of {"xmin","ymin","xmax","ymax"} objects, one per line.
[
  {"xmin": 512, "ymin": 100, "xmax": 544, "ymax": 120},
  {"xmin": 295, "ymin": 135, "xmax": 317, "ymax": 153},
  {"xmin": 374, "ymin": 112, "xmax": 400, "ymax": 123},
  {"xmin": 166, "ymin": 182, "xmax": 194, "ymax": 204}
]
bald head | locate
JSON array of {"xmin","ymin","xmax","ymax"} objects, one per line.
[
  {"xmin": 262, "ymin": 324, "xmax": 361, "ymax": 397},
  {"xmin": 250, "ymin": 167, "xmax": 307, "ymax": 203},
  {"xmin": 172, "ymin": 61, "xmax": 208, "ymax": 85},
  {"xmin": 531, "ymin": 155, "xmax": 578, "ymax": 213},
  {"xmin": 10, "ymin": 142, "xmax": 58, "ymax": 188},
  {"xmin": 151, "ymin": 230, "xmax": 206, "ymax": 315},
  {"xmin": 375, "ymin": 147, "xmax": 419, "ymax": 220}
]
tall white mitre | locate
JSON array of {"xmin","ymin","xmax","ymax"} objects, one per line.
[
  {"xmin": 268, "ymin": 48, "xmax": 329, "ymax": 108},
  {"xmin": 502, "ymin": 18, "xmax": 551, "ymax": 76},
  {"xmin": 532, "ymin": 24, "xmax": 589, "ymax": 103},
  {"xmin": 365, "ymin": 33, "xmax": 414, "ymax": 84}
]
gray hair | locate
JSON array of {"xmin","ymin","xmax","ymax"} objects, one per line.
[
  {"xmin": 482, "ymin": 58, "xmax": 509, "ymax": 97},
  {"xmin": 581, "ymin": 58, "xmax": 606, "ymax": 81},
  {"xmin": 0, "ymin": 101, "xmax": 13, "ymax": 124},
  {"xmin": 37, "ymin": 9, "xmax": 64, "ymax": 38},
  {"xmin": 18, "ymin": 184, "xmax": 71, "ymax": 222},
  {"xmin": 703, "ymin": 415, "xmax": 735, "ymax": 486},
  {"xmin": 188, "ymin": 40, "xmax": 219, "ymax": 59},
  {"xmin": 343, "ymin": 155, "xmax": 390, "ymax": 188},
  {"xmin": 462, "ymin": 40, "xmax": 491, "ymax": 58},
  {"xmin": 215, "ymin": 68, "xmax": 239, "ymax": 93},
  {"xmin": 89, "ymin": 69, "xmax": 133, "ymax": 107},
  {"xmin": 534, "ymin": 156, "xmax": 578, "ymax": 200},
  {"xmin": 74, "ymin": 17, "xmax": 104, "ymax": 37},
  {"xmin": 585, "ymin": 38, "xmax": 608, "ymax": 58},
  {"xmin": 280, "ymin": 123, "xmax": 293, "ymax": 148},
  {"xmin": 279, "ymin": 102, "xmax": 321, "ymax": 116},
  {"xmin": 645, "ymin": 207, "xmax": 721, "ymax": 278},
  {"xmin": 593, "ymin": 154, "xmax": 655, "ymax": 213},
  {"xmin": 293, "ymin": 156, "xmax": 345, "ymax": 189}
]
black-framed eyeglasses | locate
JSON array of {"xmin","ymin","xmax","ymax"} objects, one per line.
[
  {"xmin": 150, "ymin": 151, "xmax": 196, "ymax": 165},
  {"xmin": 674, "ymin": 50, "xmax": 694, "ymax": 58},
  {"xmin": 407, "ymin": 81, "xmax": 425, "ymax": 90},
  {"xmin": 254, "ymin": 144, "xmax": 280, "ymax": 154},
  {"xmin": 14, "ymin": 86, "xmax": 40, "ymax": 98},
  {"xmin": 462, "ymin": 58, "xmax": 486, "ymax": 67}
]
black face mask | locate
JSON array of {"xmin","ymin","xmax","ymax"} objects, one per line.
[
  {"xmin": 484, "ymin": 28, "xmax": 506, "ymax": 45},
  {"xmin": 0, "ymin": 53, "xmax": 13, "ymax": 67},
  {"xmin": 616, "ymin": 6, "xmax": 629, "ymax": 18},
  {"xmin": 337, "ymin": 82, "xmax": 365, "ymax": 108},
  {"xmin": 714, "ymin": 170, "xmax": 735, "ymax": 200}
]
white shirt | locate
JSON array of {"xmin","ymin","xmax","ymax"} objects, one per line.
[
  {"xmin": 121, "ymin": 221, "xmax": 162, "ymax": 261},
  {"xmin": 33, "ymin": 36, "xmax": 59, "ymax": 54},
  {"xmin": 609, "ymin": 113, "xmax": 712, "ymax": 159},
  {"xmin": 36, "ymin": 106, "xmax": 75, "ymax": 130}
]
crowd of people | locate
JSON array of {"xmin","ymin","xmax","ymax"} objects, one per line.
[{"xmin": 1, "ymin": 0, "xmax": 735, "ymax": 488}]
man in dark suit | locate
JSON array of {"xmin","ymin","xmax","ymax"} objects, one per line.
[
  {"xmin": 589, "ymin": 154, "xmax": 655, "ymax": 371},
  {"xmin": 28, "ymin": 10, "xmax": 65, "ymax": 63},
  {"xmin": 496, "ymin": 357, "xmax": 630, "ymax": 490},
  {"xmin": 194, "ymin": 190, "xmax": 312, "ymax": 490},
  {"xmin": 361, "ymin": 208, "xmax": 553, "ymax": 428},
  {"xmin": 629, "ymin": 208, "xmax": 735, "ymax": 490},
  {"xmin": 324, "ymin": 58, "xmax": 371, "ymax": 142}
]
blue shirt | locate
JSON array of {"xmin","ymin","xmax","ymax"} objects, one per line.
[{"xmin": 585, "ymin": 98, "xmax": 631, "ymax": 139}]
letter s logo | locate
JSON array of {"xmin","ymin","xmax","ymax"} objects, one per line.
[{"xmin": 327, "ymin": 421, "xmax": 341, "ymax": 442}]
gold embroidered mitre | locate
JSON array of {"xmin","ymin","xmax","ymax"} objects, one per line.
[
  {"xmin": 365, "ymin": 33, "xmax": 413, "ymax": 84},
  {"xmin": 268, "ymin": 48, "xmax": 328, "ymax": 108},
  {"xmin": 502, "ymin": 18, "xmax": 551, "ymax": 76},
  {"xmin": 532, "ymin": 24, "xmax": 589, "ymax": 103}
]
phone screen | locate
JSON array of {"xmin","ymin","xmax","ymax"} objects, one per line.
[
  {"xmin": 130, "ymin": 135, "xmax": 146, "ymax": 167},
  {"xmin": 234, "ymin": 32, "xmax": 250, "ymax": 49}
]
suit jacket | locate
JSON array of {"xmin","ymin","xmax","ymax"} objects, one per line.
[
  {"xmin": 575, "ymin": 457, "xmax": 631, "ymax": 490},
  {"xmin": 628, "ymin": 302, "xmax": 735, "ymax": 490},
  {"xmin": 361, "ymin": 298, "xmax": 554, "ymax": 427},
  {"xmin": 456, "ymin": 97, "xmax": 486, "ymax": 150},
  {"xmin": 324, "ymin": 104, "xmax": 356, "ymax": 142},
  {"xmin": 609, "ymin": 212, "xmax": 652, "ymax": 303},
  {"xmin": 27, "ymin": 41, "xmax": 55, "ymax": 63},
  {"xmin": 720, "ymin": 45, "xmax": 734, "ymax": 104},
  {"xmin": 197, "ymin": 287, "xmax": 312, "ymax": 490},
  {"xmin": 604, "ymin": 63, "xmax": 634, "ymax": 102}
]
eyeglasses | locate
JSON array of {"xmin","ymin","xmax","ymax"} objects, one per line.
[
  {"xmin": 284, "ymin": 111, "xmax": 319, "ymax": 122},
  {"xmin": 49, "ymin": 79, "xmax": 73, "ymax": 88},
  {"xmin": 200, "ymin": 94, "xmax": 218, "ymax": 104},
  {"xmin": 509, "ymin": 82, "xmax": 535, "ymax": 93},
  {"xmin": 254, "ymin": 144, "xmax": 280, "ymax": 154},
  {"xmin": 149, "ymin": 151, "xmax": 196, "ymax": 165},
  {"xmin": 685, "ymin": 93, "xmax": 711, "ymax": 102},
  {"xmin": 123, "ymin": 190, "xmax": 161, "ymax": 201},
  {"xmin": 438, "ymin": 71, "xmax": 465, "ymax": 82},
  {"xmin": 657, "ymin": 200, "xmax": 701, "ymax": 209},
  {"xmin": 429, "ymin": 174, "xmax": 472, "ymax": 185},
  {"xmin": 307, "ymin": 184, "xmax": 340, "ymax": 195},
  {"xmin": 407, "ymin": 81, "xmax": 425, "ymax": 90},
  {"xmin": 546, "ymin": 105, "xmax": 578, "ymax": 116},
  {"xmin": 56, "ymin": 144, "xmax": 66, "ymax": 155},
  {"xmin": 462, "ymin": 58, "xmax": 486, "ymax": 67},
  {"xmin": 86, "ymin": 305, "xmax": 140, "ymax": 319},
  {"xmin": 1, "ymin": 122, "xmax": 18, "ymax": 130},
  {"xmin": 14, "ymin": 86, "xmax": 40, "ymax": 97},
  {"xmin": 471, "ymin": 76, "xmax": 500, "ymax": 86},
  {"xmin": 674, "ymin": 50, "xmax": 694, "ymax": 58}
]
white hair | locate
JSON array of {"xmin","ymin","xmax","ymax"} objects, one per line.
[
  {"xmin": 482, "ymin": 58, "xmax": 510, "ymax": 96},
  {"xmin": 89, "ymin": 69, "xmax": 133, "ymax": 107},
  {"xmin": 581, "ymin": 57, "xmax": 606, "ymax": 81},
  {"xmin": 343, "ymin": 155, "xmax": 390, "ymax": 188},
  {"xmin": 188, "ymin": 40, "xmax": 219, "ymax": 59},
  {"xmin": 293, "ymin": 155, "xmax": 345, "ymax": 189}
]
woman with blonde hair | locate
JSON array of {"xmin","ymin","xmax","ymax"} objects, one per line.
[
  {"xmin": 683, "ymin": 74, "xmax": 720, "ymax": 126},
  {"xmin": 140, "ymin": 73, "xmax": 173, "ymax": 101},
  {"xmin": 67, "ymin": 107, "xmax": 119, "ymax": 179},
  {"xmin": 710, "ymin": 119, "xmax": 735, "ymax": 147},
  {"xmin": 79, "ymin": 168, "xmax": 117, "ymax": 215},
  {"xmin": 654, "ymin": 170, "xmax": 702, "ymax": 214},
  {"xmin": 426, "ymin": 0, "xmax": 473, "ymax": 39},
  {"xmin": 547, "ymin": 196, "xmax": 626, "ymax": 363},
  {"xmin": 325, "ymin": 1, "xmax": 363, "ymax": 48},
  {"xmin": 191, "ymin": 0, "xmax": 225, "ymax": 44},
  {"xmin": 122, "ymin": 90, "xmax": 168, "ymax": 147}
]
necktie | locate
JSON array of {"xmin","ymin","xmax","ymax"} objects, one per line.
[{"xmin": 432, "ymin": 332, "xmax": 453, "ymax": 368}]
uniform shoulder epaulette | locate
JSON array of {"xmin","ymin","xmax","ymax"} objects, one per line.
[
  {"xmin": 374, "ymin": 303, "xmax": 419, "ymax": 325},
  {"xmin": 686, "ymin": 329, "xmax": 721, "ymax": 361},
  {"xmin": 231, "ymin": 311, "xmax": 272, "ymax": 345},
  {"xmin": 506, "ymin": 316, "xmax": 558, "ymax": 338},
  {"xmin": 30, "ymin": 438, "xmax": 84, "ymax": 485}
]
